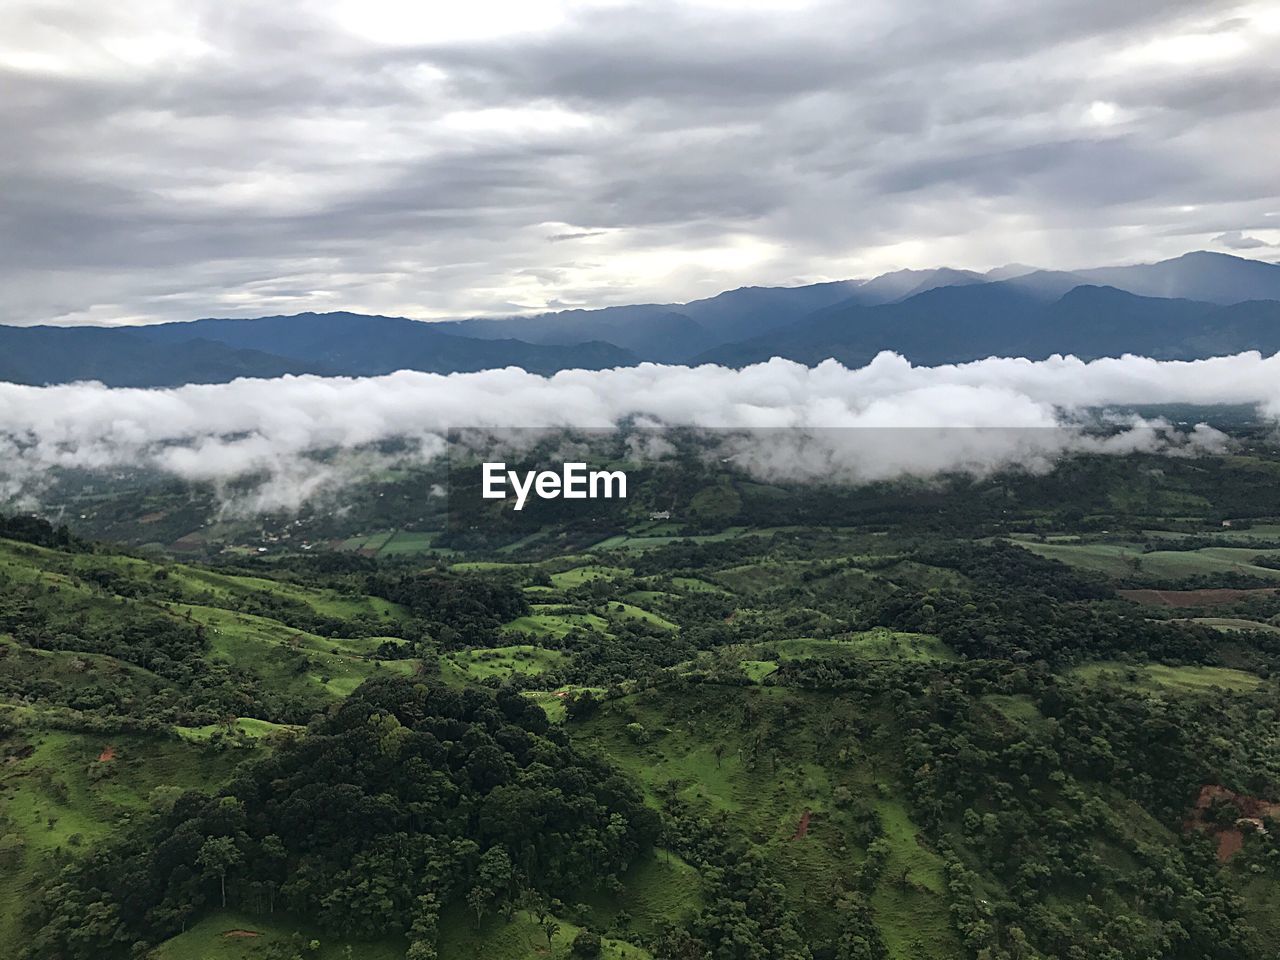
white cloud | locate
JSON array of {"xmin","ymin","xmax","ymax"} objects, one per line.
[{"xmin": 1, "ymin": 351, "xmax": 1277, "ymax": 510}]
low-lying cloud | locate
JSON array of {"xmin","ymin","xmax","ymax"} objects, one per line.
[{"xmin": 3, "ymin": 351, "xmax": 1280, "ymax": 511}]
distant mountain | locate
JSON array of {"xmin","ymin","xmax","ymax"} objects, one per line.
[
  {"xmin": 134, "ymin": 313, "xmax": 637, "ymax": 377},
  {"xmin": 695, "ymin": 281, "xmax": 1280, "ymax": 368},
  {"xmin": 0, "ymin": 314, "xmax": 636, "ymax": 386},
  {"xmin": 985, "ymin": 263, "xmax": 1042, "ymax": 281},
  {"xmin": 447, "ymin": 305, "xmax": 708, "ymax": 363},
  {"xmin": 852, "ymin": 267, "xmax": 986, "ymax": 304},
  {"xmin": 697, "ymin": 280, "xmax": 1050, "ymax": 368},
  {"xmin": 1076, "ymin": 251, "xmax": 1280, "ymax": 304},
  {"xmin": 446, "ymin": 280, "xmax": 862, "ymax": 362},
  {"xmin": 0, "ymin": 326, "xmax": 317, "ymax": 387},
  {"xmin": 3, "ymin": 251, "xmax": 1278, "ymax": 386},
  {"xmin": 677, "ymin": 280, "xmax": 865, "ymax": 339}
]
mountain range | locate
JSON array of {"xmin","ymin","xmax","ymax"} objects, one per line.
[{"xmin": 2, "ymin": 251, "xmax": 1279, "ymax": 387}]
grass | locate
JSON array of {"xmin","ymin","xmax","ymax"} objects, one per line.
[
  {"xmin": 1192, "ymin": 617, "xmax": 1280, "ymax": 635},
  {"xmin": 175, "ymin": 603, "xmax": 417, "ymax": 699},
  {"xmin": 671, "ymin": 576, "xmax": 728, "ymax": 593},
  {"xmin": 522, "ymin": 687, "xmax": 606, "ymax": 723},
  {"xmin": 0, "ymin": 729, "xmax": 249, "ymax": 956},
  {"xmin": 759, "ymin": 630, "xmax": 955, "ymax": 664},
  {"xmin": 503, "ymin": 610, "xmax": 610, "ymax": 639},
  {"xmin": 176, "ymin": 717, "xmax": 303, "ymax": 743},
  {"xmin": 871, "ymin": 797, "xmax": 958, "ymax": 960},
  {"xmin": 983, "ymin": 694, "xmax": 1046, "ymax": 729},
  {"xmin": 377, "ymin": 530, "xmax": 442, "ymax": 556},
  {"xmin": 1019, "ymin": 541, "xmax": 1280, "ymax": 582},
  {"xmin": 445, "ymin": 645, "xmax": 567, "ymax": 681},
  {"xmin": 601, "ymin": 602, "xmax": 677, "ymax": 631},
  {"xmin": 167, "ymin": 566, "xmax": 412, "ymax": 622},
  {"xmin": 436, "ymin": 907, "xmax": 653, "ymax": 960},
  {"xmin": 1068, "ymin": 662, "xmax": 1263, "ymax": 695},
  {"xmin": 153, "ymin": 911, "xmax": 405, "ymax": 960},
  {"xmin": 739, "ymin": 659, "xmax": 780, "ymax": 682},
  {"xmin": 340, "ymin": 531, "xmax": 396, "ymax": 553},
  {"xmin": 592, "ymin": 527, "xmax": 754, "ymax": 552},
  {"xmin": 550, "ymin": 564, "xmax": 632, "ymax": 588},
  {"xmin": 571, "ymin": 685, "xmax": 964, "ymax": 956},
  {"xmin": 580, "ymin": 849, "xmax": 705, "ymax": 937}
]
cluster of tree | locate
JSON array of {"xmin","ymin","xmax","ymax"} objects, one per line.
[
  {"xmin": 866, "ymin": 585, "xmax": 1225, "ymax": 665},
  {"xmin": 25, "ymin": 677, "xmax": 659, "ymax": 959},
  {"xmin": 911, "ymin": 540, "xmax": 1112, "ymax": 601},
  {"xmin": 0, "ymin": 589, "xmax": 207, "ymax": 674},
  {"xmin": 364, "ymin": 570, "xmax": 529, "ymax": 646},
  {"xmin": 771, "ymin": 656, "xmax": 1276, "ymax": 958},
  {"xmin": 0, "ymin": 513, "xmax": 78, "ymax": 549}
]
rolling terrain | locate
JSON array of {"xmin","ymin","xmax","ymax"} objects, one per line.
[{"xmin": 5, "ymin": 445, "xmax": 1280, "ymax": 959}]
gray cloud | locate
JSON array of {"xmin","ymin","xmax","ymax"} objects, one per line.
[
  {"xmin": 1215, "ymin": 229, "xmax": 1275, "ymax": 249},
  {"xmin": 1, "ymin": 0, "xmax": 1278, "ymax": 325}
]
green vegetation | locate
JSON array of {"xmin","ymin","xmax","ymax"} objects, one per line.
[{"xmin": 10, "ymin": 443, "xmax": 1280, "ymax": 960}]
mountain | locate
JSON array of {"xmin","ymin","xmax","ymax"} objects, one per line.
[
  {"xmin": 695, "ymin": 281, "xmax": 1280, "ymax": 367},
  {"xmin": 1077, "ymin": 250, "xmax": 1280, "ymax": 303},
  {"xmin": 3, "ymin": 251, "xmax": 1279, "ymax": 387},
  {"xmin": 0, "ymin": 326, "xmax": 318, "ymax": 387},
  {"xmin": 985, "ymin": 263, "xmax": 1042, "ymax": 281},
  {"xmin": 676, "ymin": 279, "xmax": 864, "ymax": 338},
  {"xmin": 0, "ymin": 314, "xmax": 637, "ymax": 387},
  {"xmin": 135, "ymin": 312, "xmax": 639, "ymax": 377},
  {"xmin": 447, "ymin": 305, "xmax": 709, "ymax": 363},
  {"xmin": 446, "ymin": 280, "xmax": 863, "ymax": 362}
]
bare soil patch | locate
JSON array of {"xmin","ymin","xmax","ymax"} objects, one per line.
[
  {"xmin": 790, "ymin": 810, "xmax": 812, "ymax": 840},
  {"xmin": 1185, "ymin": 785, "xmax": 1280, "ymax": 862}
]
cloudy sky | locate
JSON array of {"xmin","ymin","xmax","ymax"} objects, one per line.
[{"xmin": 3, "ymin": 0, "xmax": 1279, "ymax": 326}]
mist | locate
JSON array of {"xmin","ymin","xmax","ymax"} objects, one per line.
[{"xmin": 3, "ymin": 350, "xmax": 1279, "ymax": 511}]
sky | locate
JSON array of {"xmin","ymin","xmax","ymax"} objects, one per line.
[{"xmin": 2, "ymin": 0, "xmax": 1279, "ymax": 326}]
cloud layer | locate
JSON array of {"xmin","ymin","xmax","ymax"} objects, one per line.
[
  {"xmin": 2, "ymin": 1, "xmax": 1279, "ymax": 325},
  {"xmin": 2, "ymin": 352, "xmax": 1278, "ymax": 510}
]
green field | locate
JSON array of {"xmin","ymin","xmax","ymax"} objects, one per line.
[
  {"xmin": 503, "ymin": 609, "xmax": 611, "ymax": 638},
  {"xmin": 0, "ymin": 729, "xmax": 250, "ymax": 953},
  {"xmin": 1068, "ymin": 661, "xmax": 1263, "ymax": 694},
  {"xmin": 758, "ymin": 630, "xmax": 956, "ymax": 665},
  {"xmin": 1019, "ymin": 541, "xmax": 1280, "ymax": 581},
  {"xmin": 445, "ymin": 644, "xmax": 567, "ymax": 681},
  {"xmin": 153, "ymin": 912, "xmax": 406, "ymax": 960}
]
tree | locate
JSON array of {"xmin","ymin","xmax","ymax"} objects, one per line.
[
  {"xmin": 197, "ymin": 836, "xmax": 242, "ymax": 909},
  {"xmin": 540, "ymin": 918, "xmax": 560, "ymax": 950},
  {"xmin": 572, "ymin": 929, "xmax": 602, "ymax": 957},
  {"xmin": 466, "ymin": 886, "xmax": 488, "ymax": 930},
  {"xmin": 406, "ymin": 894, "xmax": 440, "ymax": 960}
]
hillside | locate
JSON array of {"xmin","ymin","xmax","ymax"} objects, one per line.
[{"xmin": 6, "ymin": 445, "xmax": 1280, "ymax": 959}]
